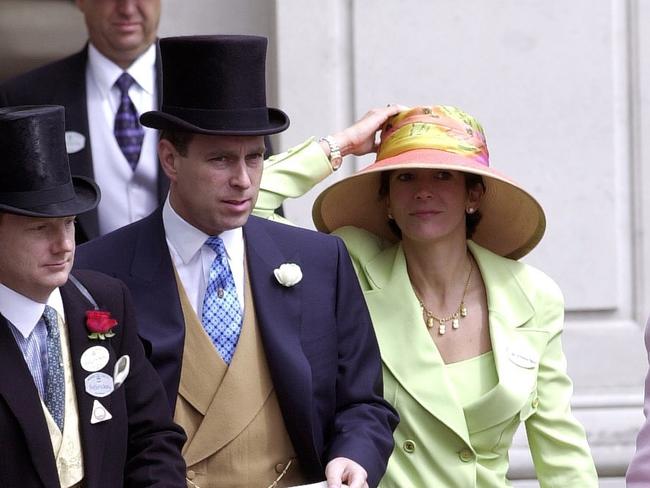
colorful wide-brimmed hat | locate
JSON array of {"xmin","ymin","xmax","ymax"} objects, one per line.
[
  {"xmin": 140, "ymin": 35, "xmax": 289, "ymax": 136},
  {"xmin": 0, "ymin": 105, "xmax": 100, "ymax": 217},
  {"xmin": 312, "ymin": 105, "xmax": 545, "ymax": 259}
]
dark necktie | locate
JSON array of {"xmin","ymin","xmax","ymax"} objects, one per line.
[
  {"xmin": 201, "ymin": 237, "xmax": 243, "ymax": 365},
  {"xmin": 114, "ymin": 72, "xmax": 144, "ymax": 171},
  {"xmin": 43, "ymin": 305, "xmax": 65, "ymax": 431}
]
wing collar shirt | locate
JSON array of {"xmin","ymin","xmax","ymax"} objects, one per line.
[
  {"xmin": 0, "ymin": 284, "xmax": 65, "ymax": 397},
  {"xmin": 86, "ymin": 42, "xmax": 158, "ymax": 235},
  {"xmin": 162, "ymin": 196, "xmax": 245, "ymax": 317}
]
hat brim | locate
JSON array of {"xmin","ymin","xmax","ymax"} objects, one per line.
[
  {"xmin": 313, "ymin": 149, "xmax": 546, "ymax": 260},
  {"xmin": 140, "ymin": 107, "xmax": 290, "ymax": 136},
  {"xmin": 0, "ymin": 175, "xmax": 100, "ymax": 218}
]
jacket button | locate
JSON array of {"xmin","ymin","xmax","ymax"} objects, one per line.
[
  {"xmin": 187, "ymin": 470, "xmax": 195, "ymax": 480},
  {"xmin": 275, "ymin": 463, "xmax": 285, "ymax": 474},
  {"xmin": 403, "ymin": 440, "xmax": 416, "ymax": 453},
  {"xmin": 459, "ymin": 448, "xmax": 474, "ymax": 462},
  {"xmin": 532, "ymin": 397, "xmax": 540, "ymax": 408}
]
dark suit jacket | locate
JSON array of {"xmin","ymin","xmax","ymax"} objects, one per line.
[
  {"xmin": 0, "ymin": 46, "xmax": 168, "ymax": 243},
  {"xmin": 0, "ymin": 270, "xmax": 186, "ymax": 488},
  {"xmin": 75, "ymin": 210, "xmax": 398, "ymax": 487}
]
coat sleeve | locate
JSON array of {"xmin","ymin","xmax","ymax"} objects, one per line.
[
  {"xmin": 115, "ymin": 280, "xmax": 188, "ymax": 487},
  {"xmin": 524, "ymin": 277, "xmax": 598, "ymax": 487},
  {"xmin": 323, "ymin": 237, "xmax": 399, "ymax": 488},
  {"xmin": 626, "ymin": 317, "xmax": 650, "ymax": 486},
  {"xmin": 254, "ymin": 137, "xmax": 332, "ymax": 222}
]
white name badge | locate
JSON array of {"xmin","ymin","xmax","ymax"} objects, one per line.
[
  {"xmin": 90, "ymin": 399, "xmax": 112, "ymax": 424},
  {"xmin": 507, "ymin": 346, "xmax": 539, "ymax": 369},
  {"xmin": 65, "ymin": 131, "xmax": 85, "ymax": 154},
  {"xmin": 85, "ymin": 372, "xmax": 114, "ymax": 398},
  {"xmin": 80, "ymin": 346, "xmax": 110, "ymax": 372}
]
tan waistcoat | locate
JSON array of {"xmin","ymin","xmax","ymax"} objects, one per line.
[{"xmin": 173, "ymin": 267, "xmax": 307, "ymax": 488}]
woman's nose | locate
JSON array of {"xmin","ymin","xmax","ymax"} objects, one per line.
[{"xmin": 414, "ymin": 184, "xmax": 434, "ymax": 199}]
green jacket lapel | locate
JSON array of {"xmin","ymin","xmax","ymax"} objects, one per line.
[
  {"xmin": 364, "ymin": 243, "xmax": 472, "ymax": 447},
  {"xmin": 463, "ymin": 241, "xmax": 548, "ymax": 433}
]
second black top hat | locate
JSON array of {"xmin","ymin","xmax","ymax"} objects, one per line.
[
  {"xmin": 0, "ymin": 105, "xmax": 99, "ymax": 217},
  {"xmin": 140, "ymin": 35, "xmax": 290, "ymax": 136}
]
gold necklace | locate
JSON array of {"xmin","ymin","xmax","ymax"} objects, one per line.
[{"xmin": 413, "ymin": 261, "xmax": 473, "ymax": 335}]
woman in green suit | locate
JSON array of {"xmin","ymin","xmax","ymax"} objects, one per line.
[{"xmin": 256, "ymin": 105, "xmax": 597, "ymax": 487}]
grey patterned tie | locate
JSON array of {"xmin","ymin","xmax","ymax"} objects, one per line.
[{"xmin": 43, "ymin": 305, "xmax": 65, "ymax": 431}]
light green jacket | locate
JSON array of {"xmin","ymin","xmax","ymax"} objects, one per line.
[{"xmin": 255, "ymin": 141, "xmax": 598, "ymax": 487}]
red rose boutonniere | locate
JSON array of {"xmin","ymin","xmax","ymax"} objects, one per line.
[{"xmin": 86, "ymin": 310, "xmax": 117, "ymax": 340}]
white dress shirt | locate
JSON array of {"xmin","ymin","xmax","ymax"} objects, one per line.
[
  {"xmin": 162, "ymin": 197, "xmax": 246, "ymax": 317},
  {"xmin": 0, "ymin": 284, "xmax": 66, "ymax": 397},
  {"xmin": 86, "ymin": 43, "xmax": 159, "ymax": 236}
]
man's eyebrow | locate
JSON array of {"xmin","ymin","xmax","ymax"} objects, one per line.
[
  {"xmin": 204, "ymin": 149, "xmax": 235, "ymax": 158},
  {"xmin": 204, "ymin": 146, "xmax": 266, "ymax": 158}
]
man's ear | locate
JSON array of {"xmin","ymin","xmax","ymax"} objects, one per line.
[{"xmin": 158, "ymin": 139, "xmax": 179, "ymax": 182}]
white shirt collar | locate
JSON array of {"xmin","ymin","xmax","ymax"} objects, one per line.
[
  {"xmin": 162, "ymin": 196, "xmax": 243, "ymax": 263},
  {"xmin": 87, "ymin": 42, "xmax": 156, "ymax": 98},
  {"xmin": 0, "ymin": 284, "xmax": 64, "ymax": 339}
]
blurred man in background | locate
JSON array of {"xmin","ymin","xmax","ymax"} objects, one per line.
[{"xmin": 0, "ymin": 0, "xmax": 164, "ymax": 243}]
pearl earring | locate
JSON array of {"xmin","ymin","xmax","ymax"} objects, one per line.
[{"xmin": 466, "ymin": 207, "xmax": 476, "ymax": 214}]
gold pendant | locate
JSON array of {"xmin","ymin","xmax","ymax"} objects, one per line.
[
  {"xmin": 452, "ymin": 318, "xmax": 460, "ymax": 329},
  {"xmin": 439, "ymin": 322, "xmax": 446, "ymax": 335},
  {"xmin": 426, "ymin": 316, "xmax": 435, "ymax": 329},
  {"xmin": 460, "ymin": 302, "xmax": 467, "ymax": 317}
]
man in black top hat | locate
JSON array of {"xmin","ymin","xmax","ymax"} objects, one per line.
[
  {"xmin": 0, "ymin": 105, "xmax": 186, "ymax": 487},
  {"xmin": 76, "ymin": 35, "xmax": 398, "ymax": 488}
]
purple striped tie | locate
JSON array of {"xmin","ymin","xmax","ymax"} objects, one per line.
[{"xmin": 114, "ymin": 72, "xmax": 144, "ymax": 171}]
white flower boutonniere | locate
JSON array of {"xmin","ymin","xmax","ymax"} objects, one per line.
[{"xmin": 274, "ymin": 263, "xmax": 303, "ymax": 287}]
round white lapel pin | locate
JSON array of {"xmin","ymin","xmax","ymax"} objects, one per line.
[
  {"xmin": 85, "ymin": 372, "xmax": 114, "ymax": 398},
  {"xmin": 65, "ymin": 131, "xmax": 85, "ymax": 154},
  {"xmin": 80, "ymin": 346, "xmax": 110, "ymax": 372}
]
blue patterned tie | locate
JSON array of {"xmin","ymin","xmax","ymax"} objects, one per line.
[
  {"xmin": 114, "ymin": 72, "xmax": 144, "ymax": 171},
  {"xmin": 201, "ymin": 237, "xmax": 243, "ymax": 365},
  {"xmin": 43, "ymin": 305, "xmax": 65, "ymax": 431}
]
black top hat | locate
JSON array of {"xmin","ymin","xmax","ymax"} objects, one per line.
[
  {"xmin": 140, "ymin": 35, "xmax": 290, "ymax": 136},
  {"xmin": 0, "ymin": 105, "xmax": 100, "ymax": 217}
]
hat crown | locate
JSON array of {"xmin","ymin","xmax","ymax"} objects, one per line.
[
  {"xmin": 141, "ymin": 35, "xmax": 289, "ymax": 135},
  {"xmin": 0, "ymin": 106, "xmax": 70, "ymax": 193},
  {"xmin": 160, "ymin": 35, "xmax": 268, "ymax": 111},
  {"xmin": 377, "ymin": 105, "xmax": 490, "ymax": 167}
]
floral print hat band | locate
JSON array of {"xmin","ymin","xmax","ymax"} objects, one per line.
[{"xmin": 312, "ymin": 105, "xmax": 546, "ymax": 259}]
